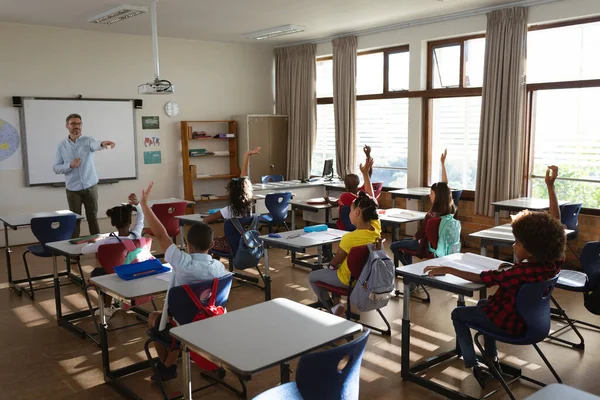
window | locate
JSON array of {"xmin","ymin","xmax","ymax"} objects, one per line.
[
  {"xmin": 312, "ymin": 46, "xmax": 410, "ymax": 185},
  {"xmin": 527, "ymin": 19, "xmax": 600, "ymax": 209},
  {"xmin": 430, "ymin": 97, "xmax": 481, "ymax": 190},
  {"xmin": 430, "ymin": 36, "xmax": 486, "ymax": 89}
]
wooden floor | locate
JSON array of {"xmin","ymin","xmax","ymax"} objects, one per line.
[{"xmin": 2, "ymin": 234, "xmax": 600, "ymax": 400}]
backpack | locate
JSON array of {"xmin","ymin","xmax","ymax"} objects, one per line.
[
  {"xmin": 111, "ymin": 233, "xmax": 155, "ymax": 264},
  {"xmin": 230, "ymin": 216, "xmax": 263, "ymax": 269},
  {"xmin": 430, "ymin": 214, "xmax": 461, "ymax": 258},
  {"xmin": 350, "ymin": 243, "xmax": 395, "ymax": 312},
  {"xmin": 583, "ymin": 264, "xmax": 600, "ymax": 315}
]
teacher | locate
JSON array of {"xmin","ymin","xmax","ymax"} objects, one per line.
[{"xmin": 53, "ymin": 113, "xmax": 115, "ymax": 238}]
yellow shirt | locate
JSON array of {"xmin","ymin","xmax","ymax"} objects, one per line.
[{"xmin": 336, "ymin": 219, "xmax": 382, "ymax": 286}]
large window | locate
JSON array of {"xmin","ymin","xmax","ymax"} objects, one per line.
[
  {"xmin": 312, "ymin": 46, "xmax": 410, "ymax": 186},
  {"xmin": 425, "ymin": 35, "xmax": 485, "ymax": 190}
]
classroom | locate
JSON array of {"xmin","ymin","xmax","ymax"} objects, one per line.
[{"xmin": 1, "ymin": 0, "xmax": 600, "ymax": 399}]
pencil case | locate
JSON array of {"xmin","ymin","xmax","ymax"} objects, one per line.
[
  {"xmin": 304, "ymin": 224, "xmax": 328, "ymax": 233},
  {"xmin": 115, "ymin": 259, "xmax": 170, "ymax": 281},
  {"xmin": 208, "ymin": 208, "xmax": 220, "ymax": 214}
]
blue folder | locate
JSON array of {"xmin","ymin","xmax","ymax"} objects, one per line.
[{"xmin": 114, "ymin": 258, "xmax": 170, "ymax": 281}]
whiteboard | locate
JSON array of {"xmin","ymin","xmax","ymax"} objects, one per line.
[{"xmin": 21, "ymin": 98, "xmax": 138, "ymax": 186}]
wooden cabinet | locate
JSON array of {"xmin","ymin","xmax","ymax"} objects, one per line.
[
  {"xmin": 234, "ymin": 115, "xmax": 288, "ymax": 183},
  {"xmin": 181, "ymin": 121, "xmax": 240, "ymax": 211}
]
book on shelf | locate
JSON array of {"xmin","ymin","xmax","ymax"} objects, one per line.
[
  {"xmin": 213, "ymin": 133, "xmax": 235, "ymax": 138},
  {"xmin": 198, "ymin": 193, "xmax": 220, "ymax": 200}
]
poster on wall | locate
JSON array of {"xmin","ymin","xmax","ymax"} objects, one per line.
[
  {"xmin": 142, "ymin": 116, "xmax": 159, "ymax": 129},
  {"xmin": 144, "ymin": 151, "xmax": 161, "ymax": 164},
  {"xmin": 143, "ymin": 135, "xmax": 160, "ymax": 147},
  {"xmin": 0, "ymin": 108, "xmax": 23, "ymax": 171}
]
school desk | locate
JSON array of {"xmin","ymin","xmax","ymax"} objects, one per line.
[
  {"xmin": 379, "ymin": 208, "xmax": 428, "ymax": 241},
  {"xmin": 490, "ymin": 197, "xmax": 568, "ymax": 226}
]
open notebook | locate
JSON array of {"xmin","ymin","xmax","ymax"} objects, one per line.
[{"xmin": 441, "ymin": 253, "xmax": 512, "ymax": 273}]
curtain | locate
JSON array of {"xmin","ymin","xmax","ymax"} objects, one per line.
[
  {"xmin": 333, "ymin": 36, "xmax": 358, "ymax": 178},
  {"xmin": 275, "ymin": 44, "xmax": 316, "ymax": 180},
  {"xmin": 474, "ymin": 7, "xmax": 528, "ymax": 216}
]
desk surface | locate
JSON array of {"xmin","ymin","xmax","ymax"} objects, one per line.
[
  {"xmin": 252, "ymin": 179, "xmax": 343, "ymax": 192},
  {"xmin": 379, "ymin": 208, "xmax": 427, "ymax": 224},
  {"xmin": 149, "ymin": 198, "xmax": 195, "ymax": 206},
  {"xmin": 0, "ymin": 210, "xmax": 83, "ymax": 229},
  {"xmin": 90, "ymin": 269, "xmax": 171, "ymax": 300},
  {"xmin": 491, "ymin": 197, "xmax": 567, "ymax": 210},
  {"xmin": 170, "ymin": 298, "xmax": 362, "ymax": 376},
  {"xmin": 525, "ymin": 384, "xmax": 600, "ymax": 400},
  {"xmin": 290, "ymin": 198, "xmax": 333, "ymax": 210},
  {"xmin": 175, "ymin": 214, "xmax": 206, "ymax": 224},
  {"xmin": 389, "ymin": 187, "xmax": 431, "ymax": 198},
  {"xmin": 259, "ymin": 228, "xmax": 347, "ymax": 250},
  {"xmin": 46, "ymin": 234, "xmax": 110, "ymax": 257},
  {"xmin": 470, "ymin": 223, "xmax": 574, "ymax": 243}
]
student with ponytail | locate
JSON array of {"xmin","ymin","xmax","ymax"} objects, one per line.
[{"xmin": 308, "ymin": 157, "xmax": 381, "ymax": 316}]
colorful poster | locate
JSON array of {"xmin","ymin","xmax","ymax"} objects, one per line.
[
  {"xmin": 143, "ymin": 135, "xmax": 161, "ymax": 147},
  {"xmin": 0, "ymin": 108, "xmax": 23, "ymax": 171},
  {"xmin": 144, "ymin": 151, "xmax": 161, "ymax": 164}
]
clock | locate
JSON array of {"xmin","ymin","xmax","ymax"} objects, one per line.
[{"xmin": 164, "ymin": 101, "xmax": 180, "ymax": 117}]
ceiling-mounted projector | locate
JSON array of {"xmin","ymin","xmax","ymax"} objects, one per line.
[
  {"xmin": 138, "ymin": 0, "xmax": 174, "ymax": 95},
  {"xmin": 138, "ymin": 78, "xmax": 174, "ymax": 94}
]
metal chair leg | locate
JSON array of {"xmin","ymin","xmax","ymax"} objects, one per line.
[
  {"xmin": 144, "ymin": 338, "xmax": 170, "ymax": 400},
  {"xmin": 548, "ymin": 296, "xmax": 585, "ymax": 349},
  {"xmin": 83, "ymin": 284, "xmax": 101, "ymax": 346},
  {"xmin": 533, "ymin": 342, "xmax": 562, "ymax": 383},
  {"xmin": 474, "ymin": 332, "xmax": 516, "ymax": 400},
  {"xmin": 21, "ymin": 251, "xmax": 35, "ymax": 300},
  {"xmin": 151, "ymin": 298, "xmax": 158, "ymax": 311}
]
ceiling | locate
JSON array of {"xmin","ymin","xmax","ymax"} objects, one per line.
[{"xmin": 1, "ymin": 0, "xmax": 534, "ymax": 45}]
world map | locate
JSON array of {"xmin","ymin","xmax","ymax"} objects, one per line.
[{"xmin": 0, "ymin": 119, "xmax": 20, "ymax": 162}]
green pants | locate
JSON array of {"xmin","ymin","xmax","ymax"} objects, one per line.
[{"xmin": 66, "ymin": 185, "xmax": 100, "ymax": 238}]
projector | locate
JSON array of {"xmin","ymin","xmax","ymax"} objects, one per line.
[{"xmin": 137, "ymin": 79, "xmax": 174, "ymax": 95}]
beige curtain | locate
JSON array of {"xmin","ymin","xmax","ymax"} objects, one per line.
[
  {"xmin": 333, "ymin": 36, "xmax": 357, "ymax": 178},
  {"xmin": 275, "ymin": 44, "xmax": 316, "ymax": 180},
  {"xmin": 474, "ymin": 7, "xmax": 528, "ymax": 216}
]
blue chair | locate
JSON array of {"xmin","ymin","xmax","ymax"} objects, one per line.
[
  {"xmin": 253, "ymin": 329, "xmax": 370, "ymax": 400},
  {"xmin": 144, "ymin": 274, "xmax": 245, "ymax": 399},
  {"xmin": 260, "ymin": 192, "xmax": 292, "ymax": 233},
  {"xmin": 466, "ymin": 277, "xmax": 561, "ymax": 400},
  {"xmin": 560, "ymin": 203, "xmax": 583, "ymax": 259},
  {"xmin": 548, "ymin": 241, "xmax": 600, "ymax": 349},
  {"xmin": 339, "ymin": 206, "xmax": 356, "ymax": 232},
  {"xmin": 261, "ymin": 174, "xmax": 284, "ymax": 183},
  {"xmin": 451, "ymin": 189, "xmax": 463, "ymax": 215},
  {"xmin": 21, "ymin": 214, "xmax": 77, "ymax": 300},
  {"xmin": 210, "ymin": 217, "xmax": 266, "ymax": 291}
]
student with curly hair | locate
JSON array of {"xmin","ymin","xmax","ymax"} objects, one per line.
[
  {"xmin": 203, "ymin": 147, "xmax": 261, "ymax": 253},
  {"xmin": 309, "ymin": 157, "xmax": 380, "ymax": 316},
  {"xmin": 424, "ymin": 166, "xmax": 565, "ymax": 388}
]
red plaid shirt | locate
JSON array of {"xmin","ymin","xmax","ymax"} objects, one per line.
[{"xmin": 480, "ymin": 261, "xmax": 561, "ymax": 336}]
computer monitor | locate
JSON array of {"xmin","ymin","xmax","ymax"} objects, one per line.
[{"xmin": 322, "ymin": 159, "xmax": 334, "ymax": 181}]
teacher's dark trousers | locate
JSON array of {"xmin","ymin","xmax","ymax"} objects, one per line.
[{"xmin": 66, "ymin": 185, "xmax": 100, "ymax": 238}]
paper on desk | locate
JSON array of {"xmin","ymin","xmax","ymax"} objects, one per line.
[
  {"xmin": 444, "ymin": 253, "xmax": 508, "ymax": 273},
  {"xmin": 387, "ymin": 211, "xmax": 417, "ymax": 219},
  {"xmin": 301, "ymin": 231, "xmax": 342, "ymax": 241},
  {"xmin": 155, "ymin": 266, "xmax": 173, "ymax": 282}
]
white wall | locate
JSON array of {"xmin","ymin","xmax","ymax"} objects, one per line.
[
  {"xmin": 316, "ymin": 0, "xmax": 600, "ymax": 187},
  {"xmin": 0, "ymin": 22, "xmax": 274, "ymax": 246}
]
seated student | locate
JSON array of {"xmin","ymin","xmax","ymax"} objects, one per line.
[
  {"xmin": 83, "ymin": 193, "xmax": 144, "ymax": 320},
  {"xmin": 424, "ymin": 166, "xmax": 565, "ymax": 388},
  {"xmin": 141, "ymin": 182, "xmax": 228, "ymax": 382},
  {"xmin": 390, "ymin": 149, "xmax": 454, "ymax": 266},
  {"xmin": 203, "ymin": 147, "xmax": 261, "ymax": 254},
  {"xmin": 308, "ymin": 158, "xmax": 379, "ymax": 317}
]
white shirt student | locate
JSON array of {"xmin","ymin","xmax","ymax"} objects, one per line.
[{"xmin": 81, "ymin": 203, "xmax": 144, "ymax": 255}]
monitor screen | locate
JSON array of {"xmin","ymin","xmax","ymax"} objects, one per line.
[{"xmin": 322, "ymin": 159, "xmax": 334, "ymax": 177}]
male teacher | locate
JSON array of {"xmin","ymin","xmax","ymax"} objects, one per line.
[{"xmin": 53, "ymin": 113, "xmax": 115, "ymax": 238}]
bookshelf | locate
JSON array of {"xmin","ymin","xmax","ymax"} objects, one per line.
[{"xmin": 181, "ymin": 120, "xmax": 240, "ymax": 211}]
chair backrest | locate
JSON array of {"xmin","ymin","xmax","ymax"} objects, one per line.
[
  {"xmin": 261, "ymin": 174, "xmax": 285, "ymax": 183},
  {"xmin": 581, "ymin": 241, "xmax": 600, "ymax": 288},
  {"xmin": 560, "ymin": 203, "xmax": 583, "ymax": 234},
  {"xmin": 151, "ymin": 202, "xmax": 188, "ymax": 237},
  {"xmin": 97, "ymin": 238, "xmax": 153, "ymax": 274},
  {"xmin": 264, "ymin": 192, "xmax": 292, "ymax": 223},
  {"xmin": 295, "ymin": 329, "xmax": 370, "ymax": 400},
  {"xmin": 424, "ymin": 217, "xmax": 441, "ymax": 251},
  {"xmin": 339, "ymin": 206, "xmax": 357, "ymax": 232},
  {"xmin": 167, "ymin": 274, "xmax": 233, "ymax": 325},
  {"xmin": 451, "ymin": 190, "xmax": 463, "ymax": 213},
  {"xmin": 515, "ymin": 276, "xmax": 559, "ymax": 343},
  {"xmin": 223, "ymin": 216, "xmax": 255, "ymax": 257},
  {"xmin": 347, "ymin": 245, "xmax": 370, "ymax": 280},
  {"xmin": 31, "ymin": 214, "xmax": 77, "ymax": 256}
]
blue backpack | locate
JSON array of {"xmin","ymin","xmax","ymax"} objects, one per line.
[
  {"xmin": 230, "ymin": 216, "xmax": 263, "ymax": 269},
  {"xmin": 430, "ymin": 214, "xmax": 461, "ymax": 258}
]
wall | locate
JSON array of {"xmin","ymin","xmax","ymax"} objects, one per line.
[
  {"xmin": 0, "ymin": 22, "xmax": 274, "ymax": 246},
  {"xmin": 316, "ymin": 0, "xmax": 600, "ymax": 188}
]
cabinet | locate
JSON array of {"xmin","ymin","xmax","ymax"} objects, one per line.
[
  {"xmin": 234, "ymin": 115, "xmax": 288, "ymax": 183},
  {"xmin": 181, "ymin": 121, "xmax": 240, "ymax": 211}
]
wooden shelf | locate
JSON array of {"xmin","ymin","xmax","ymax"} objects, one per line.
[
  {"xmin": 194, "ymin": 196, "xmax": 228, "ymax": 202},
  {"xmin": 188, "ymin": 137, "xmax": 235, "ymax": 141},
  {"xmin": 193, "ymin": 174, "xmax": 236, "ymax": 181},
  {"xmin": 189, "ymin": 154, "xmax": 232, "ymax": 158}
]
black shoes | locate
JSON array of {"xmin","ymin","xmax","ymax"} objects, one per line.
[{"xmin": 472, "ymin": 365, "xmax": 494, "ymax": 388}]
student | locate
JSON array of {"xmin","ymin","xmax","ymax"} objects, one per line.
[
  {"xmin": 84, "ymin": 193, "xmax": 144, "ymax": 320},
  {"xmin": 203, "ymin": 147, "xmax": 261, "ymax": 253},
  {"xmin": 390, "ymin": 149, "xmax": 454, "ymax": 266},
  {"xmin": 308, "ymin": 158, "xmax": 379, "ymax": 316},
  {"xmin": 141, "ymin": 182, "xmax": 228, "ymax": 382},
  {"xmin": 424, "ymin": 166, "xmax": 565, "ymax": 388}
]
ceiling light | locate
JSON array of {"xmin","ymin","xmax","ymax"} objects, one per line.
[
  {"xmin": 244, "ymin": 25, "xmax": 305, "ymax": 40},
  {"xmin": 88, "ymin": 5, "xmax": 148, "ymax": 25}
]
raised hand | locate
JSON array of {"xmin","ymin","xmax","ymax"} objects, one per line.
[
  {"xmin": 359, "ymin": 157, "xmax": 374, "ymax": 175},
  {"xmin": 128, "ymin": 193, "xmax": 139, "ymax": 206},
  {"xmin": 440, "ymin": 148, "xmax": 447, "ymax": 164},
  {"xmin": 247, "ymin": 146, "xmax": 261, "ymax": 156},
  {"xmin": 363, "ymin": 144, "xmax": 371, "ymax": 158},
  {"xmin": 545, "ymin": 165, "xmax": 559, "ymax": 186},
  {"xmin": 141, "ymin": 182, "xmax": 154, "ymax": 206}
]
